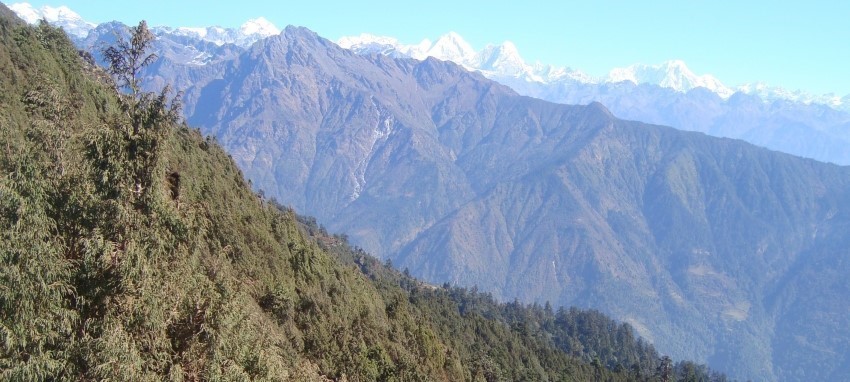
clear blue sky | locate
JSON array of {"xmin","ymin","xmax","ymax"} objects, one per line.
[{"xmin": 14, "ymin": 0, "xmax": 850, "ymax": 95}]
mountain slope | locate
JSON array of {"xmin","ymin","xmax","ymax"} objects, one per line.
[
  {"xmin": 115, "ymin": 24, "xmax": 850, "ymax": 381},
  {"xmin": 1, "ymin": 6, "xmax": 726, "ymax": 381}
]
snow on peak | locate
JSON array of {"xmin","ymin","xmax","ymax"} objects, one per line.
[
  {"xmin": 8, "ymin": 3, "xmax": 277, "ymax": 48},
  {"xmin": 9, "ymin": 2, "xmax": 95, "ymax": 38},
  {"xmin": 474, "ymin": 41, "xmax": 528, "ymax": 76},
  {"xmin": 337, "ymin": 31, "xmax": 476, "ymax": 63},
  {"xmin": 336, "ymin": 33, "xmax": 429, "ymax": 59},
  {"xmin": 8, "ymin": 2, "xmax": 41, "ymax": 24},
  {"xmin": 174, "ymin": 26, "xmax": 211, "ymax": 39},
  {"xmin": 607, "ymin": 60, "xmax": 734, "ymax": 98},
  {"xmin": 737, "ymin": 82, "xmax": 848, "ymax": 109},
  {"xmin": 338, "ymin": 31, "xmax": 848, "ymax": 108},
  {"xmin": 337, "ymin": 31, "xmax": 591, "ymax": 84},
  {"xmin": 338, "ymin": 33, "xmax": 400, "ymax": 49},
  {"xmin": 427, "ymin": 32, "xmax": 476, "ymax": 62},
  {"xmin": 154, "ymin": 17, "xmax": 278, "ymax": 48},
  {"xmin": 240, "ymin": 17, "xmax": 280, "ymax": 38}
]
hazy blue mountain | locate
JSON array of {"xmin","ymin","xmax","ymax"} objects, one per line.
[
  {"xmin": 497, "ymin": 78, "xmax": 850, "ymax": 165},
  {"xmin": 342, "ymin": 33, "xmax": 850, "ymax": 166},
  {"xmin": 46, "ymin": 17, "xmax": 850, "ymax": 382}
]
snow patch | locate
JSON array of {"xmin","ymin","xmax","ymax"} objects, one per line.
[{"xmin": 351, "ymin": 98, "xmax": 395, "ymax": 201}]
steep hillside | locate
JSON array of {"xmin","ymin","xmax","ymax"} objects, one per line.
[
  {"xmin": 0, "ymin": 7, "xmax": 731, "ymax": 381},
  {"xmin": 104, "ymin": 24, "xmax": 850, "ymax": 381}
]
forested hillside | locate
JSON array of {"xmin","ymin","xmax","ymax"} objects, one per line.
[{"xmin": 0, "ymin": 6, "xmax": 726, "ymax": 381}]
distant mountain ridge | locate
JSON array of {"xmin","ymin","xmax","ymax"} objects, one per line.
[
  {"xmin": 338, "ymin": 32, "xmax": 850, "ymax": 109},
  {"xmin": 14, "ymin": 1, "xmax": 848, "ymax": 165},
  {"xmin": 151, "ymin": 17, "xmax": 279, "ymax": 48},
  {"xmin": 339, "ymin": 32, "xmax": 850, "ymax": 165},
  {"xmin": 9, "ymin": 2, "xmax": 278, "ymax": 48}
]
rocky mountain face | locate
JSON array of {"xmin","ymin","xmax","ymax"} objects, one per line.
[
  {"xmin": 95, "ymin": 25, "xmax": 850, "ymax": 381},
  {"xmin": 35, "ymin": 14, "xmax": 850, "ymax": 381}
]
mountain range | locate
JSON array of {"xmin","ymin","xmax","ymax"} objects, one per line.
[
  {"xmin": 15, "ymin": 2, "xmax": 850, "ymax": 166},
  {"xmin": 340, "ymin": 33, "xmax": 850, "ymax": 166},
  {"xmin": 338, "ymin": 32, "xmax": 850, "ymax": 110},
  {"xmin": 8, "ymin": 2, "xmax": 279, "ymax": 48},
  {"xmin": 15, "ymin": 2, "xmax": 850, "ymax": 109},
  {"xmin": 11, "ymin": 4, "xmax": 850, "ymax": 381}
]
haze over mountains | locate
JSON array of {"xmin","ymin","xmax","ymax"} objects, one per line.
[
  {"xmin": 11, "ymin": 4, "xmax": 850, "ymax": 381},
  {"xmin": 340, "ymin": 33, "xmax": 850, "ymax": 166}
]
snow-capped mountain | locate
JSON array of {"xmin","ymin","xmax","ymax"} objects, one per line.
[
  {"xmin": 340, "ymin": 32, "xmax": 734, "ymax": 89},
  {"xmin": 9, "ymin": 2, "xmax": 94, "ymax": 38},
  {"xmin": 736, "ymin": 81, "xmax": 848, "ymax": 108},
  {"xmin": 473, "ymin": 41, "xmax": 529, "ymax": 77},
  {"xmin": 337, "ymin": 31, "xmax": 850, "ymax": 165},
  {"xmin": 607, "ymin": 60, "xmax": 734, "ymax": 98},
  {"xmin": 10, "ymin": 2, "xmax": 279, "ymax": 49},
  {"xmin": 426, "ymin": 31, "xmax": 475, "ymax": 62},
  {"xmin": 154, "ymin": 17, "xmax": 279, "ymax": 48},
  {"xmin": 337, "ymin": 32, "xmax": 591, "ymax": 84},
  {"xmin": 338, "ymin": 32, "xmax": 474, "ymax": 64},
  {"xmin": 338, "ymin": 32, "xmax": 849, "ymax": 112}
]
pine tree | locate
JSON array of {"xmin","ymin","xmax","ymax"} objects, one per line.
[{"xmin": 100, "ymin": 20, "xmax": 181, "ymax": 202}]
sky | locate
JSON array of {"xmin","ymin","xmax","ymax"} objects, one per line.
[{"xmin": 13, "ymin": 0, "xmax": 850, "ymax": 96}]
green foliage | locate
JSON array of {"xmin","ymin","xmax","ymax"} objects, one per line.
[
  {"xmin": 102, "ymin": 20, "xmax": 157, "ymax": 99},
  {"xmin": 0, "ymin": 11, "xmax": 730, "ymax": 382}
]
